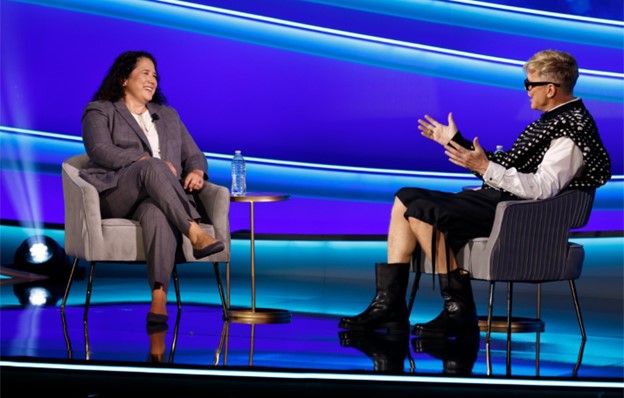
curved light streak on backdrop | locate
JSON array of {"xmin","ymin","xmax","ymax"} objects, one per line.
[
  {"xmin": 12, "ymin": 0, "xmax": 624, "ymax": 102},
  {"xmin": 307, "ymin": 0, "xmax": 624, "ymax": 48},
  {"xmin": 1, "ymin": 127, "xmax": 622, "ymax": 235}
]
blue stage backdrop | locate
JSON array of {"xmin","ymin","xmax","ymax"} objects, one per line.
[{"xmin": 1, "ymin": 0, "xmax": 622, "ymax": 235}]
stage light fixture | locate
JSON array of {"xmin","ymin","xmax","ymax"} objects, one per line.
[
  {"xmin": 9, "ymin": 235, "xmax": 72, "ymax": 306},
  {"xmin": 13, "ymin": 235, "xmax": 69, "ymax": 279}
]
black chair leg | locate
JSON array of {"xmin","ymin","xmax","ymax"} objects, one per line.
[
  {"xmin": 569, "ymin": 280, "xmax": 587, "ymax": 340},
  {"xmin": 61, "ymin": 310, "xmax": 72, "ymax": 359},
  {"xmin": 61, "ymin": 257, "xmax": 80, "ymax": 311},
  {"xmin": 506, "ymin": 282, "xmax": 513, "ymax": 335},
  {"xmin": 486, "ymin": 282, "xmax": 495, "ymax": 342},
  {"xmin": 486, "ymin": 281, "xmax": 495, "ymax": 376},
  {"xmin": 573, "ymin": 339, "xmax": 586, "ymax": 376},
  {"xmin": 173, "ymin": 265, "xmax": 182, "ymax": 311},
  {"xmin": 84, "ymin": 316, "xmax": 91, "ymax": 360},
  {"xmin": 83, "ymin": 261, "xmax": 96, "ymax": 322},
  {"xmin": 506, "ymin": 282, "xmax": 513, "ymax": 374},
  {"xmin": 536, "ymin": 282, "xmax": 542, "ymax": 320},
  {"xmin": 213, "ymin": 262, "xmax": 229, "ymax": 320},
  {"xmin": 168, "ymin": 311, "xmax": 182, "ymax": 364}
]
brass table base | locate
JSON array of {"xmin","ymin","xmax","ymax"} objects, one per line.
[
  {"xmin": 228, "ymin": 193, "xmax": 292, "ymax": 325},
  {"xmin": 227, "ymin": 307, "xmax": 292, "ymax": 324},
  {"xmin": 478, "ymin": 315, "xmax": 545, "ymax": 333}
]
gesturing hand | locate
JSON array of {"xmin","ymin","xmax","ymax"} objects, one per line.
[
  {"xmin": 418, "ymin": 112, "xmax": 458, "ymax": 146},
  {"xmin": 445, "ymin": 137, "xmax": 489, "ymax": 175}
]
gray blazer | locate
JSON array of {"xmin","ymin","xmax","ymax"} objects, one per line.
[{"xmin": 80, "ymin": 99, "xmax": 207, "ymax": 193}]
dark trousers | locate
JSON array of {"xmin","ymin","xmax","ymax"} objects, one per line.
[
  {"xmin": 99, "ymin": 158, "xmax": 201, "ymax": 292},
  {"xmin": 396, "ymin": 187, "xmax": 515, "ymax": 254}
]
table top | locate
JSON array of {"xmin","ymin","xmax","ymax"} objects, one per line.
[{"xmin": 230, "ymin": 192, "xmax": 290, "ymax": 203}]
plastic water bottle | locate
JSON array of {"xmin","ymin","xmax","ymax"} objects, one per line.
[{"xmin": 231, "ymin": 150, "xmax": 246, "ymax": 196}]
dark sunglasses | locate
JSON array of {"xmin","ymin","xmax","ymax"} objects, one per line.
[{"xmin": 524, "ymin": 78, "xmax": 561, "ymax": 91}]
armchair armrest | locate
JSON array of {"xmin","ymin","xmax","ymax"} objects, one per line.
[
  {"xmin": 195, "ymin": 182, "xmax": 231, "ymax": 255},
  {"xmin": 62, "ymin": 155, "xmax": 105, "ymax": 260}
]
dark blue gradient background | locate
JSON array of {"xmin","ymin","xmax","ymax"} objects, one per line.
[{"xmin": 1, "ymin": 0, "xmax": 622, "ymax": 233}]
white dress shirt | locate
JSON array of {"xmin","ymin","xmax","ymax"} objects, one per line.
[
  {"xmin": 133, "ymin": 110, "xmax": 161, "ymax": 159},
  {"xmin": 482, "ymin": 136, "xmax": 584, "ymax": 199}
]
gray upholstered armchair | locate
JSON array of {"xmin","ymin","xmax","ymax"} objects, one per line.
[
  {"xmin": 409, "ymin": 188, "xmax": 596, "ymax": 341},
  {"xmin": 60, "ymin": 153, "xmax": 231, "ymax": 320}
]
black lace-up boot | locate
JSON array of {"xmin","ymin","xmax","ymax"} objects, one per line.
[
  {"xmin": 339, "ymin": 262, "xmax": 410, "ymax": 333},
  {"xmin": 412, "ymin": 269, "xmax": 478, "ymax": 338}
]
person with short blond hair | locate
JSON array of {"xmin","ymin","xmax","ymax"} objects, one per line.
[{"xmin": 339, "ymin": 49, "xmax": 611, "ymax": 342}]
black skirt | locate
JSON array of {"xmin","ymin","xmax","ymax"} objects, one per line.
[{"xmin": 395, "ymin": 187, "xmax": 515, "ymax": 255}]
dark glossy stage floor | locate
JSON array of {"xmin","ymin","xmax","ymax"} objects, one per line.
[{"xmin": 1, "ymin": 229, "xmax": 623, "ymax": 397}]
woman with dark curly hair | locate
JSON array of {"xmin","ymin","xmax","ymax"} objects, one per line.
[{"xmin": 79, "ymin": 50, "xmax": 224, "ymax": 325}]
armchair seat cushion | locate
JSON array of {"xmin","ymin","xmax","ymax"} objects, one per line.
[
  {"xmin": 100, "ymin": 218, "xmax": 144, "ymax": 261},
  {"xmin": 98, "ymin": 219, "xmax": 217, "ymax": 263}
]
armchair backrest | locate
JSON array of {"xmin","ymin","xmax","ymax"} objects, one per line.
[{"xmin": 467, "ymin": 189, "xmax": 596, "ymax": 282}]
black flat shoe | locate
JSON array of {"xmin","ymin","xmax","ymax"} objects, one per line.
[
  {"xmin": 193, "ymin": 240, "xmax": 225, "ymax": 258},
  {"xmin": 147, "ymin": 353, "xmax": 166, "ymax": 363},
  {"xmin": 147, "ymin": 312, "xmax": 169, "ymax": 324},
  {"xmin": 146, "ymin": 322, "xmax": 169, "ymax": 335}
]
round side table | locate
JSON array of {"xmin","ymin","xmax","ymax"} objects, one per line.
[{"xmin": 228, "ymin": 192, "xmax": 291, "ymax": 324}]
